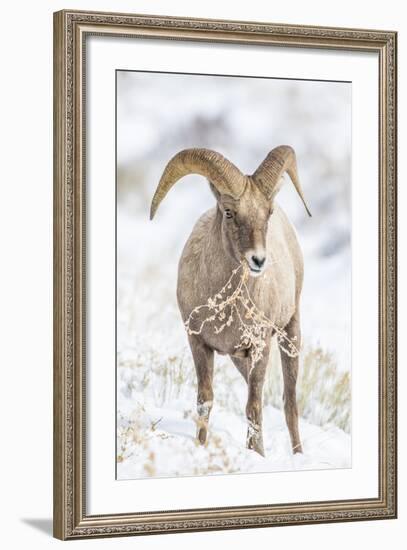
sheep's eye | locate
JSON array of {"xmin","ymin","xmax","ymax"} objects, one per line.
[{"xmin": 224, "ymin": 209, "xmax": 234, "ymax": 219}]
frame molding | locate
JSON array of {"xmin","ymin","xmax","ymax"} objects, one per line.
[{"xmin": 53, "ymin": 9, "xmax": 397, "ymax": 540}]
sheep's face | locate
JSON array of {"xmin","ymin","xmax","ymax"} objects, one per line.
[{"xmin": 218, "ymin": 179, "xmax": 272, "ymax": 278}]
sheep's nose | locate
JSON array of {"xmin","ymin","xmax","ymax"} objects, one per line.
[{"xmin": 251, "ymin": 255, "xmax": 266, "ymax": 268}]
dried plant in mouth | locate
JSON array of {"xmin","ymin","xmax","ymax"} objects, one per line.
[{"xmin": 185, "ymin": 262, "xmax": 300, "ymax": 375}]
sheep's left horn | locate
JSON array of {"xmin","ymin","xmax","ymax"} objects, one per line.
[
  {"xmin": 253, "ymin": 145, "xmax": 312, "ymax": 217},
  {"xmin": 150, "ymin": 148, "xmax": 246, "ymax": 220}
]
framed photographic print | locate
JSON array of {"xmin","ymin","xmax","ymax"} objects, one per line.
[{"xmin": 53, "ymin": 9, "xmax": 397, "ymax": 540}]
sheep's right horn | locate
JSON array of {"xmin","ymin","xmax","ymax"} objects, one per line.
[
  {"xmin": 253, "ymin": 145, "xmax": 312, "ymax": 217},
  {"xmin": 150, "ymin": 148, "xmax": 246, "ymax": 219}
]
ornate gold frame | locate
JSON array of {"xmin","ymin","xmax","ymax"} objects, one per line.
[{"xmin": 53, "ymin": 9, "xmax": 397, "ymax": 540}]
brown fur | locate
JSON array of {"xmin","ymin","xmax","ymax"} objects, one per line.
[{"xmin": 177, "ymin": 177, "xmax": 303, "ymax": 456}]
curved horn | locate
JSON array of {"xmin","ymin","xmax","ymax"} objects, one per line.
[
  {"xmin": 252, "ymin": 145, "xmax": 312, "ymax": 217},
  {"xmin": 150, "ymin": 148, "xmax": 246, "ymax": 220}
]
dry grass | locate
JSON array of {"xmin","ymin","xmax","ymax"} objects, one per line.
[
  {"xmin": 117, "ymin": 403, "xmax": 250, "ymax": 476},
  {"xmin": 119, "ymin": 349, "xmax": 195, "ymax": 408},
  {"xmin": 117, "ymin": 340, "xmax": 351, "ymax": 475},
  {"xmin": 119, "ymin": 338, "xmax": 350, "ymax": 442},
  {"xmin": 117, "ymin": 336, "xmax": 351, "ymax": 476},
  {"xmin": 264, "ymin": 341, "xmax": 351, "ymax": 432}
]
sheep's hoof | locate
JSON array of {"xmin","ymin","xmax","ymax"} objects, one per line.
[
  {"xmin": 196, "ymin": 424, "xmax": 208, "ymax": 445},
  {"xmin": 292, "ymin": 442, "xmax": 303, "ymax": 454},
  {"xmin": 246, "ymin": 425, "xmax": 265, "ymax": 457},
  {"xmin": 247, "ymin": 439, "xmax": 265, "ymax": 457}
]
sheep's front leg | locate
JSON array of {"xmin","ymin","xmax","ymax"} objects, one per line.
[
  {"xmin": 280, "ymin": 312, "xmax": 303, "ymax": 454},
  {"xmin": 189, "ymin": 335, "xmax": 214, "ymax": 445},
  {"xmin": 246, "ymin": 356, "xmax": 267, "ymax": 457}
]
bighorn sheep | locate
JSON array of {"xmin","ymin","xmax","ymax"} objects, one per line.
[{"xmin": 150, "ymin": 146, "xmax": 311, "ymax": 456}]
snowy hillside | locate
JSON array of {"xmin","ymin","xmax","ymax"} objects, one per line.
[{"xmin": 116, "ymin": 71, "xmax": 352, "ymax": 479}]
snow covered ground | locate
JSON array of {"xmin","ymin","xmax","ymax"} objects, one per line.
[
  {"xmin": 116, "ymin": 72, "xmax": 352, "ymax": 480},
  {"xmin": 118, "ymin": 377, "xmax": 351, "ymax": 480},
  {"xmin": 116, "ymin": 209, "xmax": 351, "ymax": 480},
  {"xmin": 117, "ymin": 339, "xmax": 350, "ymax": 481}
]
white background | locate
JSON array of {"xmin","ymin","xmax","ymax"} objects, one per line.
[
  {"xmin": 88, "ymin": 37, "xmax": 377, "ymax": 513},
  {"xmin": 0, "ymin": 0, "xmax": 404, "ymax": 548}
]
